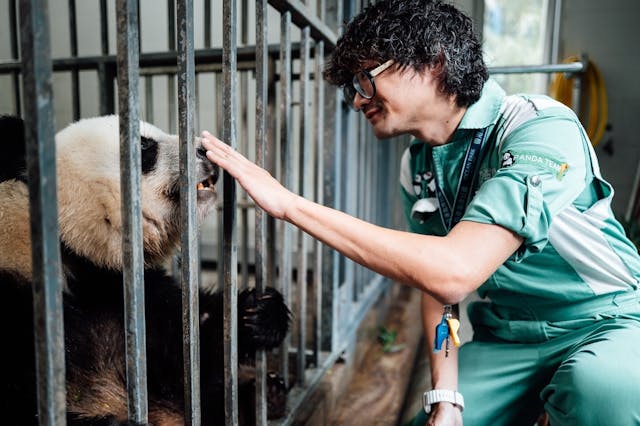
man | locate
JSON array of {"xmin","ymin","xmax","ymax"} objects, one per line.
[{"xmin": 202, "ymin": 0, "xmax": 640, "ymax": 424}]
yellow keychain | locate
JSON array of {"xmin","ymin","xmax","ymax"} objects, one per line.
[{"xmin": 446, "ymin": 318, "xmax": 461, "ymax": 347}]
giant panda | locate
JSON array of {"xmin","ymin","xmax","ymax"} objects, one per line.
[{"xmin": 0, "ymin": 115, "xmax": 290, "ymax": 425}]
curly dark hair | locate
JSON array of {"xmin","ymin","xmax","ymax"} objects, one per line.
[{"xmin": 323, "ymin": 0, "xmax": 488, "ymax": 107}]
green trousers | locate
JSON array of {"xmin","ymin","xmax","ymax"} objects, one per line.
[{"xmin": 407, "ymin": 291, "xmax": 640, "ymax": 426}]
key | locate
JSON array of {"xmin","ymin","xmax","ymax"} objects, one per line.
[
  {"xmin": 445, "ymin": 334, "xmax": 451, "ymax": 357},
  {"xmin": 447, "ymin": 318, "xmax": 461, "ymax": 347},
  {"xmin": 433, "ymin": 316, "xmax": 449, "ymax": 353}
]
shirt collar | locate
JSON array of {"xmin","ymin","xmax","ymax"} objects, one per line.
[{"xmin": 456, "ymin": 78, "xmax": 505, "ymax": 130}]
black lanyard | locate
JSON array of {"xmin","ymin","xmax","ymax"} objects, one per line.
[
  {"xmin": 432, "ymin": 127, "xmax": 490, "ymax": 357},
  {"xmin": 434, "ymin": 127, "xmax": 488, "ymax": 231}
]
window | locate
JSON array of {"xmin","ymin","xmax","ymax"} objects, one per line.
[{"xmin": 482, "ymin": 0, "xmax": 553, "ymax": 94}]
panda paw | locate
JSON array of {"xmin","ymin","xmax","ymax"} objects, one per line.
[
  {"xmin": 238, "ymin": 287, "xmax": 290, "ymax": 352},
  {"xmin": 266, "ymin": 371, "xmax": 287, "ymax": 420},
  {"xmin": 237, "ymin": 370, "xmax": 288, "ymax": 424}
]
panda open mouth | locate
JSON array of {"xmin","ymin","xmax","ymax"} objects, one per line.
[{"xmin": 196, "ymin": 175, "xmax": 217, "ymax": 192}]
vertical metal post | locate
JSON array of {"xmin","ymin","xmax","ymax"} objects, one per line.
[
  {"xmin": 222, "ymin": 0, "xmax": 239, "ymax": 422},
  {"xmin": 313, "ymin": 40, "xmax": 325, "ymax": 366},
  {"xmin": 343, "ymin": 104, "xmax": 357, "ymax": 313},
  {"xmin": 116, "ymin": 0, "xmax": 148, "ymax": 423},
  {"xmin": 10, "ymin": 0, "xmax": 21, "ymax": 115},
  {"xmin": 320, "ymin": 0, "xmax": 341, "ymax": 355},
  {"xmin": 167, "ymin": 0, "xmax": 177, "ymax": 133},
  {"xmin": 144, "ymin": 77, "xmax": 154, "ymax": 122},
  {"xmin": 366, "ymin": 125, "xmax": 376, "ymax": 285},
  {"xmin": 19, "ymin": 1, "xmax": 66, "ymax": 424},
  {"xmin": 239, "ymin": 9, "xmax": 249, "ymax": 291},
  {"xmin": 216, "ymin": 73, "xmax": 225, "ymax": 293},
  {"xmin": 68, "ymin": 0, "xmax": 80, "ymax": 120},
  {"xmin": 204, "ymin": 0, "xmax": 212, "ymax": 48},
  {"xmin": 550, "ymin": 0, "xmax": 562, "ymax": 64},
  {"xmin": 177, "ymin": 0, "xmax": 201, "ymax": 424},
  {"xmin": 367, "ymin": 123, "xmax": 376, "ymax": 227},
  {"xmin": 99, "ymin": 0, "xmax": 109, "ymax": 55},
  {"xmin": 296, "ymin": 26, "xmax": 311, "ymax": 386},
  {"xmin": 255, "ymin": 0, "xmax": 268, "ymax": 422},
  {"xmin": 98, "ymin": 0, "xmax": 114, "ymax": 115},
  {"xmin": 266, "ymin": 61, "xmax": 278, "ymax": 303},
  {"xmin": 278, "ymin": 10, "xmax": 293, "ymax": 390},
  {"xmin": 239, "ymin": 72, "xmax": 249, "ymax": 290},
  {"xmin": 356, "ymin": 115, "xmax": 366, "ymax": 296},
  {"xmin": 317, "ymin": 0, "xmax": 326, "ymax": 22}
]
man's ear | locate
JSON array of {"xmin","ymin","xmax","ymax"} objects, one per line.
[
  {"xmin": 0, "ymin": 115, "xmax": 27, "ymax": 182},
  {"xmin": 430, "ymin": 52, "xmax": 446, "ymax": 79}
]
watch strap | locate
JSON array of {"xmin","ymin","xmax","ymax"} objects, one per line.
[{"xmin": 422, "ymin": 389, "xmax": 464, "ymax": 413}]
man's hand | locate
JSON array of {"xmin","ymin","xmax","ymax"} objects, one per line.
[
  {"xmin": 427, "ymin": 402, "xmax": 463, "ymax": 426},
  {"xmin": 201, "ymin": 130, "xmax": 298, "ymax": 220}
]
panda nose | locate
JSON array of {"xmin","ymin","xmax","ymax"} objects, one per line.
[{"xmin": 196, "ymin": 146, "xmax": 207, "ymax": 159}]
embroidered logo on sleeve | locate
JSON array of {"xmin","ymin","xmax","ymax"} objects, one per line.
[{"xmin": 500, "ymin": 150, "xmax": 569, "ymax": 180}]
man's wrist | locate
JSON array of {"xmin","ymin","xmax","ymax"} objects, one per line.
[{"xmin": 423, "ymin": 389, "xmax": 465, "ymax": 414}]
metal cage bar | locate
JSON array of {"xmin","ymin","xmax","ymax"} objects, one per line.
[
  {"xmin": 176, "ymin": 0, "xmax": 201, "ymax": 423},
  {"xmin": 19, "ymin": 1, "xmax": 66, "ymax": 424},
  {"xmin": 10, "ymin": 0, "xmax": 21, "ymax": 115},
  {"xmin": 312, "ymin": 39, "xmax": 325, "ymax": 367},
  {"xmin": 67, "ymin": 0, "xmax": 80, "ymax": 120},
  {"xmin": 278, "ymin": 10, "xmax": 293, "ymax": 391},
  {"xmin": 295, "ymin": 25, "xmax": 312, "ymax": 387},
  {"xmin": 97, "ymin": 0, "xmax": 114, "ymax": 115},
  {"xmin": 115, "ymin": 0, "xmax": 149, "ymax": 422},
  {"xmin": 222, "ymin": 0, "xmax": 239, "ymax": 423},
  {"xmin": 322, "ymin": 87, "xmax": 342, "ymax": 353},
  {"xmin": 167, "ymin": 0, "xmax": 177, "ymax": 134},
  {"xmin": 254, "ymin": 0, "xmax": 269, "ymax": 422},
  {"xmin": 268, "ymin": 0, "xmax": 336, "ymax": 46}
]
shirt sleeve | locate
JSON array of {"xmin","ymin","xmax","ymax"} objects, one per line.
[{"xmin": 462, "ymin": 112, "xmax": 589, "ymax": 261}]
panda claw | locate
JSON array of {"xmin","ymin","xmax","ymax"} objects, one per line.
[{"xmin": 238, "ymin": 286, "xmax": 291, "ymax": 351}]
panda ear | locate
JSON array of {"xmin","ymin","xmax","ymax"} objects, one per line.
[{"xmin": 0, "ymin": 115, "xmax": 27, "ymax": 182}]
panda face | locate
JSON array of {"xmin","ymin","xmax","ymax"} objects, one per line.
[{"xmin": 55, "ymin": 115, "xmax": 219, "ymax": 271}]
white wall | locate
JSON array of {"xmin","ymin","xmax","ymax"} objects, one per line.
[{"xmin": 559, "ymin": 0, "xmax": 640, "ymax": 217}]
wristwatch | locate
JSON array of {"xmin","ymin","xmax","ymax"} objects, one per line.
[{"xmin": 423, "ymin": 389, "xmax": 465, "ymax": 414}]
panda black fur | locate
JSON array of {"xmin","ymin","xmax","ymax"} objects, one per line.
[{"xmin": 0, "ymin": 115, "xmax": 290, "ymax": 425}]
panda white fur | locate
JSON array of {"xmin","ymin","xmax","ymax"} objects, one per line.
[{"xmin": 0, "ymin": 115, "xmax": 290, "ymax": 425}]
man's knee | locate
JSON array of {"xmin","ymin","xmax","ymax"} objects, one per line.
[{"xmin": 542, "ymin": 349, "xmax": 640, "ymax": 425}]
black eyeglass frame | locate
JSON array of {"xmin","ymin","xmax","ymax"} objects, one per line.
[{"xmin": 342, "ymin": 59, "xmax": 395, "ymax": 108}]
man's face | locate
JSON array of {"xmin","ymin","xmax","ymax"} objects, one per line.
[{"xmin": 352, "ymin": 64, "xmax": 446, "ymax": 141}]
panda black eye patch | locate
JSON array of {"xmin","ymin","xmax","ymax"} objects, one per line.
[{"xmin": 140, "ymin": 136, "xmax": 158, "ymax": 174}]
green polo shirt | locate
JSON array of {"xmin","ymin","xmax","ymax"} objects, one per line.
[{"xmin": 400, "ymin": 79, "xmax": 640, "ymax": 316}]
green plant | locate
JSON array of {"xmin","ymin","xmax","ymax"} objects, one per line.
[{"xmin": 377, "ymin": 326, "xmax": 406, "ymax": 353}]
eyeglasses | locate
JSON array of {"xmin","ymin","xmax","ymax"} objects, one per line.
[{"xmin": 343, "ymin": 59, "xmax": 395, "ymax": 108}]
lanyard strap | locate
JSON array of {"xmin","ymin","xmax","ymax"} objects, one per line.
[{"xmin": 434, "ymin": 127, "xmax": 488, "ymax": 231}]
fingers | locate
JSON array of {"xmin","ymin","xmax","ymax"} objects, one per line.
[
  {"xmin": 201, "ymin": 130, "xmax": 261, "ymax": 182},
  {"xmin": 201, "ymin": 130, "xmax": 232, "ymax": 160},
  {"xmin": 201, "ymin": 130, "xmax": 224, "ymax": 148},
  {"xmin": 201, "ymin": 130, "xmax": 242, "ymax": 170}
]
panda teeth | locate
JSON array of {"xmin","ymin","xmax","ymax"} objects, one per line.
[{"xmin": 197, "ymin": 176, "xmax": 216, "ymax": 191}]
